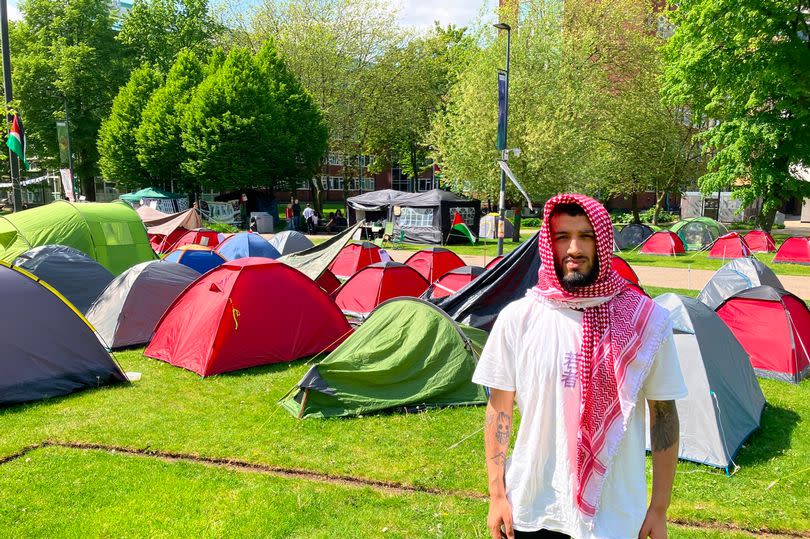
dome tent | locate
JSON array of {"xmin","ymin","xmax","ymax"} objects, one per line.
[
  {"xmin": 13, "ymin": 245, "xmax": 115, "ymax": 314},
  {"xmin": 146, "ymin": 258, "xmax": 352, "ymax": 376},
  {"xmin": 86, "ymin": 261, "xmax": 201, "ymax": 349},
  {"xmin": 670, "ymin": 217, "xmax": 728, "ymax": 251},
  {"xmin": 708, "ymin": 232, "xmax": 752, "ymax": 259},
  {"xmin": 172, "ymin": 228, "xmax": 224, "ymax": 249},
  {"xmin": 774, "ymin": 236, "xmax": 810, "ymax": 264},
  {"xmin": 611, "ymin": 256, "xmax": 640, "ymax": 285},
  {"xmin": 269, "ymin": 230, "xmax": 314, "ymax": 256},
  {"xmin": 744, "ymin": 230, "xmax": 776, "ymax": 253},
  {"xmin": 425, "ymin": 265, "xmax": 485, "ymax": 299},
  {"xmin": 652, "ymin": 294, "xmax": 765, "ymax": 468},
  {"xmin": 315, "ymin": 268, "xmax": 341, "ymax": 294},
  {"xmin": 164, "ymin": 245, "xmax": 226, "ymax": 274},
  {"xmin": 698, "ymin": 258, "xmax": 783, "ymax": 310},
  {"xmin": 328, "ymin": 241, "xmax": 382, "ymax": 279},
  {"xmin": 640, "ymin": 231, "xmax": 686, "ymax": 256},
  {"xmin": 0, "ymin": 201, "xmax": 156, "ymax": 275},
  {"xmin": 0, "ymin": 262, "xmax": 127, "ymax": 406},
  {"xmin": 280, "ymin": 298, "xmax": 488, "ymax": 419},
  {"xmin": 333, "ymin": 261, "xmax": 429, "ymax": 316},
  {"xmin": 618, "ymin": 223, "xmax": 654, "ymax": 249},
  {"xmin": 215, "ymin": 232, "xmax": 281, "ymax": 260},
  {"xmin": 716, "ymin": 286, "xmax": 810, "ymax": 383},
  {"xmin": 404, "ymin": 247, "xmax": 465, "ymax": 283}
]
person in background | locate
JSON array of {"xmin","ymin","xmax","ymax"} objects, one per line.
[
  {"xmin": 286, "ymin": 199, "xmax": 294, "ymax": 230},
  {"xmin": 303, "ymin": 203, "xmax": 315, "ymax": 234},
  {"xmin": 292, "ymin": 199, "xmax": 302, "ymax": 231}
]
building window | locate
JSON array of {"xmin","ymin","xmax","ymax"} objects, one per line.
[
  {"xmin": 399, "ymin": 207, "xmax": 434, "ymax": 228},
  {"xmin": 417, "ymin": 177, "xmax": 436, "ymax": 192},
  {"xmin": 328, "ymin": 152, "xmax": 343, "ymax": 166},
  {"xmin": 362, "ymin": 178, "xmax": 375, "ymax": 191},
  {"xmin": 328, "ymin": 176, "xmax": 343, "ymax": 190},
  {"xmin": 450, "ymin": 206, "xmax": 476, "ymax": 226}
]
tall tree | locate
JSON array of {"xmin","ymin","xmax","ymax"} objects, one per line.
[
  {"xmin": 135, "ymin": 50, "xmax": 205, "ymax": 191},
  {"xmin": 117, "ymin": 0, "xmax": 223, "ymax": 72},
  {"xmin": 662, "ymin": 0, "xmax": 810, "ymax": 231},
  {"xmin": 11, "ymin": 0, "xmax": 130, "ymax": 198},
  {"xmin": 181, "ymin": 43, "xmax": 327, "ymax": 194},
  {"xmin": 98, "ymin": 64, "xmax": 163, "ymax": 190}
]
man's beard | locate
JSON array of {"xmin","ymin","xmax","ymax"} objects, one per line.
[{"xmin": 556, "ymin": 258, "xmax": 599, "ymax": 289}]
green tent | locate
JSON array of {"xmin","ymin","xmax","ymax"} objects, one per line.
[
  {"xmin": 0, "ymin": 201, "xmax": 157, "ymax": 275},
  {"xmin": 119, "ymin": 187, "xmax": 184, "ymax": 203},
  {"xmin": 280, "ymin": 297, "xmax": 488, "ymax": 419},
  {"xmin": 670, "ymin": 217, "xmax": 728, "ymax": 251}
]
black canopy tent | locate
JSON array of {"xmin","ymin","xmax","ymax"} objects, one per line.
[
  {"xmin": 345, "ymin": 189, "xmax": 414, "ymax": 225},
  {"xmin": 392, "ymin": 189, "xmax": 481, "ymax": 245}
]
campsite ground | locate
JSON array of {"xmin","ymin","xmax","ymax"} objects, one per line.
[
  {"xmin": 1, "ymin": 293, "xmax": 808, "ymax": 537},
  {"xmin": 3, "ymin": 223, "xmax": 810, "ymax": 537}
]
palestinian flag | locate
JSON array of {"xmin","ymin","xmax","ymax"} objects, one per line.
[
  {"xmin": 7, "ymin": 114, "xmax": 29, "ymax": 171},
  {"xmin": 451, "ymin": 211, "xmax": 476, "ymax": 245}
]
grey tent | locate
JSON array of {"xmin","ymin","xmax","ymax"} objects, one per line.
[
  {"xmin": 269, "ymin": 230, "xmax": 314, "ymax": 256},
  {"xmin": 86, "ymin": 261, "xmax": 201, "ymax": 349},
  {"xmin": 431, "ymin": 232, "xmax": 540, "ymax": 331},
  {"xmin": 697, "ymin": 258, "xmax": 784, "ymax": 310},
  {"xmin": 618, "ymin": 223, "xmax": 654, "ymax": 249},
  {"xmin": 651, "ymin": 294, "xmax": 765, "ymax": 468},
  {"xmin": 479, "ymin": 214, "xmax": 514, "ymax": 240},
  {"xmin": 346, "ymin": 189, "xmax": 416, "ymax": 225},
  {"xmin": 14, "ymin": 244, "xmax": 115, "ymax": 314},
  {"xmin": 0, "ymin": 263, "xmax": 127, "ymax": 406},
  {"xmin": 392, "ymin": 189, "xmax": 481, "ymax": 245}
]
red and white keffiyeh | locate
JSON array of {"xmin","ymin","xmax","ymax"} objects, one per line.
[{"xmin": 527, "ymin": 194, "xmax": 670, "ymax": 524}]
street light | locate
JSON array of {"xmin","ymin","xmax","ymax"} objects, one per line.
[{"xmin": 493, "ymin": 21, "xmax": 511, "ymax": 256}]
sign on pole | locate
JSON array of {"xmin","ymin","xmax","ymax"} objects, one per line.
[{"xmin": 496, "ymin": 70, "xmax": 507, "ymax": 151}]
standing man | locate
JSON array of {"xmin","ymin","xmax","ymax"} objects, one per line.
[
  {"xmin": 473, "ymin": 194, "xmax": 686, "ymax": 539},
  {"xmin": 303, "ymin": 203, "xmax": 315, "ymax": 234},
  {"xmin": 292, "ymin": 198, "xmax": 302, "ymax": 231},
  {"xmin": 286, "ymin": 199, "xmax": 294, "ymax": 230}
]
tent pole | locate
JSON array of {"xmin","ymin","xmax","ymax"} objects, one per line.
[{"xmin": 298, "ymin": 388, "xmax": 310, "ymax": 419}]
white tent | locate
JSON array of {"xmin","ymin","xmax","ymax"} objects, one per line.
[{"xmin": 651, "ymin": 294, "xmax": 765, "ymax": 468}]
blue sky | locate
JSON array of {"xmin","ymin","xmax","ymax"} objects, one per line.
[{"xmin": 7, "ymin": 0, "xmax": 499, "ymax": 29}]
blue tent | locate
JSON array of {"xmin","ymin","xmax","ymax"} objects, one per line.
[
  {"xmin": 215, "ymin": 232, "xmax": 281, "ymax": 261},
  {"xmin": 164, "ymin": 247, "xmax": 226, "ymax": 274}
]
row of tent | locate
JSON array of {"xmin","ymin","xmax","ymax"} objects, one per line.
[{"xmin": 0, "ymin": 205, "xmax": 806, "ymax": 472}]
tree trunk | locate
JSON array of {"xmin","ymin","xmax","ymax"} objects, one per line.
[
  {"xmin": 758, "ymin": 204, "xmax": 779, "ymax": 233},
  {"xmin": 511, "ymin": 205, "xmax": 522, "ymax": 242},
  {"xmin": 630, "ymin": 192, "xmax": 641, "ymax": 224},
  {"xmin": 310, "ymin": 178, "xmax": 323, "ymax": 216},
  {"xmin": 651, "ymin": 191, "xmax": 667, "ymax": 226}
]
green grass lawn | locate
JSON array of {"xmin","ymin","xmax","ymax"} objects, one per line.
[
  {"xmin": 1, "ymin": 294, "xmax": 808, "ymax": 538},
  {"xmin": 619, "ymin": 249, "xmax": 810, "ymax": 276}
]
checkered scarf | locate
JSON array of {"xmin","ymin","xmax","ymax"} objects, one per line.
[{"xmin": 528, "ymin": 194, "xmax": 670, "ymax": 523}]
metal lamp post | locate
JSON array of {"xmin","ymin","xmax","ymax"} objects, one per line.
[
  {"xmin": 493, "ymin": 21, "xmax": 511, "ymax": 256},
  {"xmin": 0, "ymin": 0, "xmax": 21, "ymax": 211}
]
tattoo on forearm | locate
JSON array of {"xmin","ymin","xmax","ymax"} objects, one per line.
[
  {"xmin": 489, "ymin": 451, "xmax": 506, "ymax": 467},
  {"xmin": 651, "ymin": 400, "xmax": 679, "ymax": 452},
  {"xmin": 495, "ymin": 412, "xmax": 512, "ymax": 445}
]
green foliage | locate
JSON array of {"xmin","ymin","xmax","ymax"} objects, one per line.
[
  {"xmin": 204, "ymin": 221, "xmax": 238, "ymax": 233},
  {"xmin": 98, "ymin": 64, "xmax": 163, "ymax": 190},
  {"xmin": 181, "ymin": 42, "xmax": 327, "ymax": 193},
  {"xmin": 136, "ymin": 50, "xmax": 205, "ymax": 190},
  {"xmin": 662, "ymin": 0, "xmax": 810, "ymax": 231},
  {"xmin": 521, "ymin": 217, "xmax": 541, "ymax": 227},
  {"xmin": 610, "ymin": 208, "xmax": 677, "ymax": 225},
  {"xmin": 11, "ymin": 0, "xmax": 130, "ymax": 197},
  {"xmin": 116, "ymin": 0, "xmax": 222, "ymax": 72}
]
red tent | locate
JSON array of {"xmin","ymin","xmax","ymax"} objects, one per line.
[
  {"xmin": 708, "ymin": 232, "xmax": 752, "ymax": 259},
  {"xmin": 404, "ymin": 247, "xmax": 465, "ymax": 283},
  {"xmin": 333, "ymin": 261, "xmax": 429, "ymax": 314},
  {"xmin": 328, "ymin": 242, "xmax": 382, "ymax": 279},
  {"xmin": 149, "ymin": 227, "xmax": 190, "ymax": 254},
  {"xmin": 315, "ymin": 268, "xmax": 341, "ymax": 294},
  {"xmin": 173, "ymin": 228, "xmax": 224, "ymax": 250},
  {"xmin": 611, "ymin": 256, "xmax": 640, "ymax": 285},
  {"xmin": 716, "ymin": 286, "xmax": 810, "ymax": 383},
  {"xmin": 744, "ymin": 230, "xmax": 776, "ymax": 253},
  {"xmin": 485, "ymin": 256, "xmax": 504, "ymax": 270},
  {"xmin": 145, "ymin": 258, "xmax": 351, "ymax": 376},
  {"xmin": 774, "ymin": 236, "xmax": 810, "ymax": 264},
  {"xmin": 640, "ymin": 231, "xmax": 686, "ymax": 256},
  {"xmin": 428, "ymin": 266, "xmax": 485, "ymax": 299}
]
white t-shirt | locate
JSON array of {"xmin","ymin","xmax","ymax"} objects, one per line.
[
  {"xmin": 303, "ymin": 207, "xmax": 315, "ymax": 220},
  {"xmin": 472, "ymin": 296, "xmax": 687, "ymax": 539}
]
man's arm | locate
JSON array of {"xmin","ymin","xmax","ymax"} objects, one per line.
[
  {"xmin": 485, "ymin": 388, "xmax": 516, "ymax": 539},
  {"xmin": 638, "ymin": 400, "xmax": 680, "ymax": 539}
]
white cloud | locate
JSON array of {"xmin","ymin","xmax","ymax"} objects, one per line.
[{"xmin": 398, "ymin": 0, "xmax": 498, "ymax": 30}]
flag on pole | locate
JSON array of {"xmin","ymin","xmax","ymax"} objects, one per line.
[
  {"xmin": 7, "ymin": 114, "xmax": 29, "ymax": 171},
  {"xmin": 451, "ymin": 211, "xmax": 476, "ymax": 245}
]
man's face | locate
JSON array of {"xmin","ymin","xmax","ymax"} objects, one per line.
[{"xmin": 550, "ymin": 212, "xmax": 598, "ymax": 288}]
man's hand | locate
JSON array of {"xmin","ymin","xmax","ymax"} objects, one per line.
[
  {"xmin": 488, "ymin": 495, "xmax": 514, "ymax": 539},
  {"xmin": 637, "ymin": 505, "xmax": 667, "ymax": 538}
]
